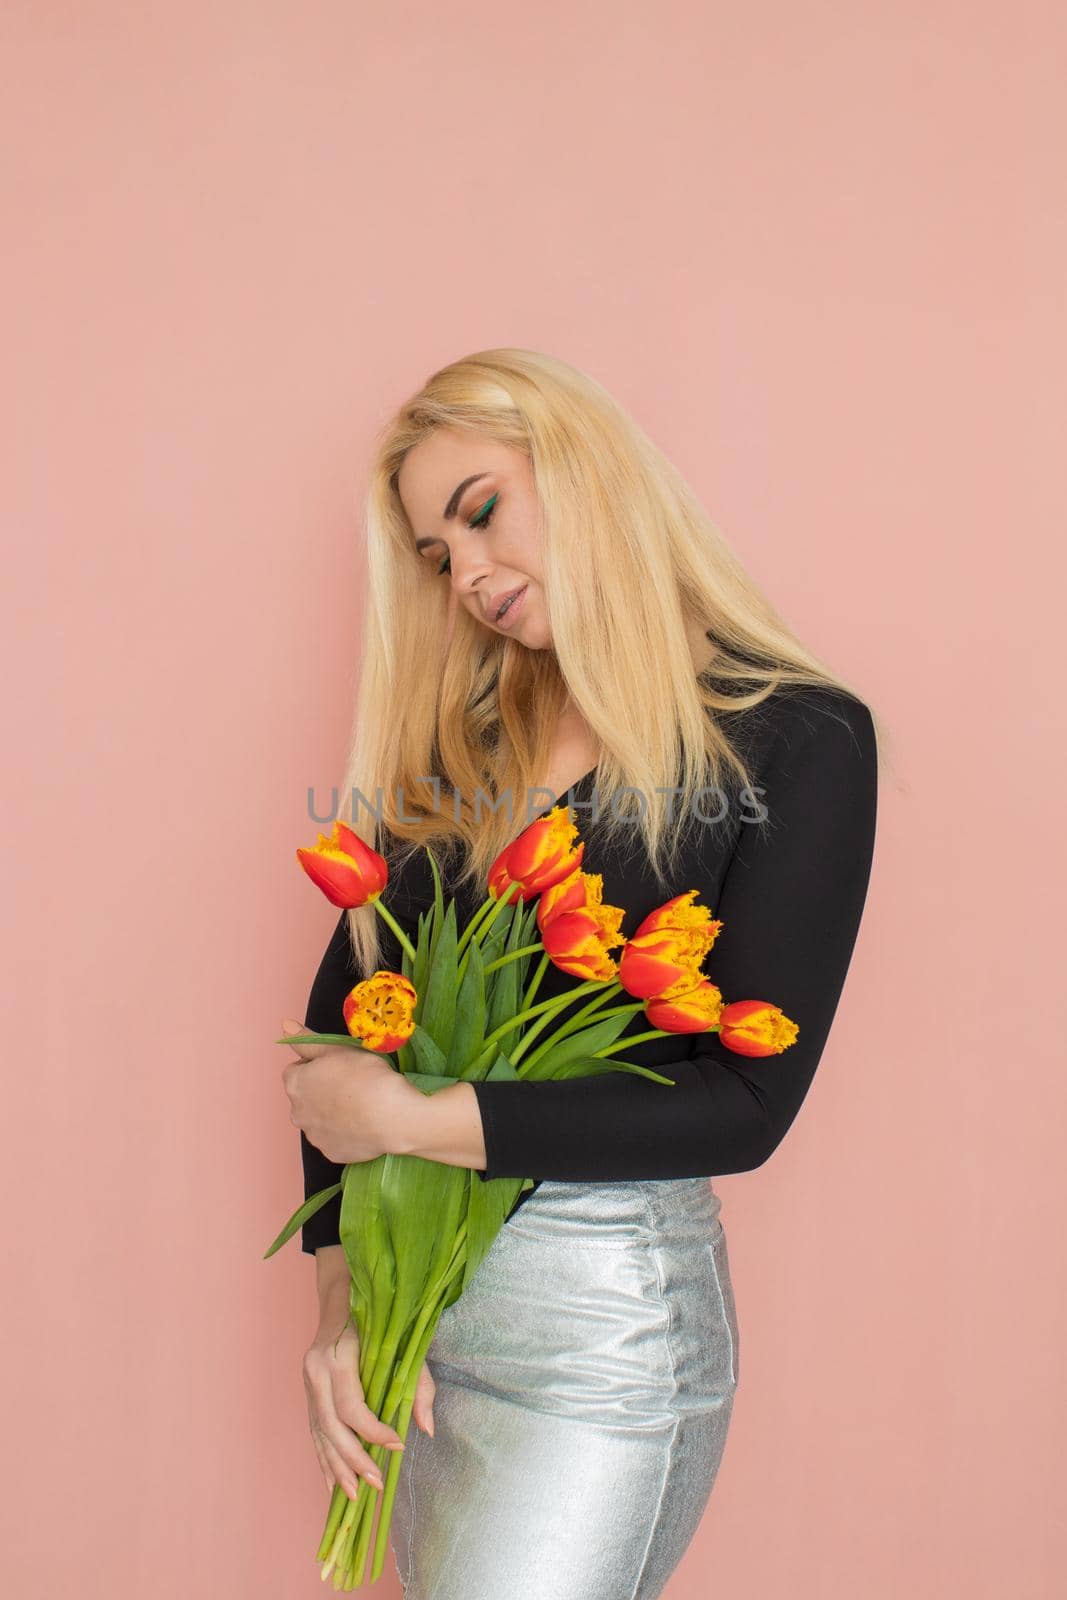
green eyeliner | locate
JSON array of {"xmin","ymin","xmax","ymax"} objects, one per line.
[{"xmin": 470, "ymin": 492, "xmax": 499, "ymax": 524}]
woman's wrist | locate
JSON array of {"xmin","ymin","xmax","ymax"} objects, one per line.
[
  {"xmin": 313, "ymin": 1245, "xmax": 349, "ymax": 1322},
  {"xmin": 390, "ymin": 1079, "xmax": 488, "ymax": 1171}
]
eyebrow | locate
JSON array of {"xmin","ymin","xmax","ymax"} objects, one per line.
[{"xmin": 414, "ymin": 472, "xmax": 491, "ymax": 552}]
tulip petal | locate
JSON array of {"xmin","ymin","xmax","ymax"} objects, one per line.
[
  {"xmin": 342, "ymin": 970, "xmax": 418, "ymax": 1051},
  {"xmin": 718, "ymin": 999, "xmax": 799, "ymax": 1056}
]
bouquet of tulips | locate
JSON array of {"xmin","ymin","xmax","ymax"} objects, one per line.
[{"xmin": 265, "ymin": 803, "xmax": 797, "ymax": 1588}]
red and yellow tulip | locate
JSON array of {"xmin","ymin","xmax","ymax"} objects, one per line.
[
  {"xmin": 645, "ymin": 976, "xmax": 724, "ymax": 1034},
  {"xmin": 717, "ymin": 999, "xmax": 799, "ymax": 1057},
  {"xmin": 296, "ymin": 820, "xmax": 388, "ymax": 909},
  {"xmin": 341, "ymin": 971, "xmax": 418, "ymax": 1053},
  {"xmin": 493, "ymin": 805, "xmax": 586, "ymax": 900},
  {"xmin": 487, "ymin": 854, "xmax": 525, "ymax": 905},
  {"xmin": 536, "ymin": 869, "xmax": 626, "ymax": 982},
  {"xmin": 618, "ymin": 889, "xmax": 723, "ymax": 1000}
]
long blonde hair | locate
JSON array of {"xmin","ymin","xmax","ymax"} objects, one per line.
[{"xmin": 332, "ymin": 347, "xmax": 885, "ymax": 976}]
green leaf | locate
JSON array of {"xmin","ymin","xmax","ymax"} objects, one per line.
[
  {"xmin": 340, "ymin": 1154, "xmax": 390, "ymax": 1313},
  {"xmin": 449, "ymin": 938, "xmax": 486, "ymax": 1077},
  {"xmin": 517, "ymin": 899, "xmax": 542, "ymax": 980},
  {"xmin": 480, "ymin": 902, "xmax": 513, "ymax": 964},
  {"xmin": 376, "ymin": 1152, "xmax": 468, "ymax": 1310},
  {"xmin": 424, "ymin": 845, "xmax": 446, "ymax": 964},
  {"xmin": 463, "ymin": 1170, "xmax": 527, "ymax": 1294},
  {"xmin": 550, "ymin": 1054, "xmax": 677, "ymax": 1085},
  {"xmin": 476, "ymin": 909, "xmax": 514, "ymax": 1028},
  {"xmin": 403, "ymin": 1071, "xmax": 460, "ymax": 1095},
  {"xmin": 485, "ymin": 1051, "xmax": 520, "ymax": 1081},
  {"xmin": 419, "ymin": 898, "xmax": 458, "ymax": 1049},
  {"xmin": 339, "ymin": 1148, "xmax": 469, "ymax": 1358},
  {"xmin": 459, "ymin": 1051, "xmax": 528, "ymax": 1288},
  {"xmin": 397, "ymin": 907, "xmax": 432, "ymax": 1074},
  {"xmin": 274, "ymin": 1031, "xmax": 371, "ymax": 1049},
  {"xmin": 485, "ymin": 903, "xmax": 522, "ymax": 1050},
  {"xmin": 412, "ymin": 906, "xmax": 432, "ymax": 994},
  {"xmin": 262, "ymin": 1179, "xmax": 343, "ymax": 1259},
  {"xmin": 407, "ymin": 1025, "xmax": 448, "ymax": 1076}
]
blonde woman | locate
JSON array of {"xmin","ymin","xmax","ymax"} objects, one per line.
[{"xmin": 283, "ymin": 349, "xmax": 881, "ymax": 1598}]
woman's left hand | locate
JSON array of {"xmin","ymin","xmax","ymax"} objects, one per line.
[{"xmin": 280, "ymin": 1015, "xmax": 419, "ymax": 1163}]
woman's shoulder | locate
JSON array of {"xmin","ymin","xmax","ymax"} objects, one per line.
[{"xmin": 721, "ymin": 680, "xmax": 877, "ymax": 781}]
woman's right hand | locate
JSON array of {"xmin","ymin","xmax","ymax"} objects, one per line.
[{"xmin": 303, "ymin": 1318, "xmax": 437, "ymax": 1499}]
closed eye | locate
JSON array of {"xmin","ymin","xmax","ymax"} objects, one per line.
[{"xmin": 437, "ymin": 492, "xmax": 498, "ymax": 576}]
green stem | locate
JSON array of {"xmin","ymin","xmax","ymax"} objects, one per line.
[
  {"xmin": 357, "ymin": 1222, "xmax": 469, "ymax": 1489},
  {"xmin": 478, "ymin": 980, "xmax": 604, "ymax": 1056},
  {"xmin": 558, "ymin": 985, "xmax": 626, "ymax": 1029},
  {"xmin": 521, "ymin": 952, "xmax": 549, "ymax": 1011},
  {"xmin": 369, "ymin": 1386, "xmax": 419, "ymax": 1583},
  {"xmin": 355, "ymin": 1286, "xmax": 457, "ymax": 1588},
  {"xmin": 512, "ymin": 982, "xmax": 628, "ymax": 1070},
  {"xmin": 594, "ymin": 1027, "xmax": 675, "ymax": 1052},
  {"xmin": 371, "ymin": 898, "xmax": 418, "ymax": 964},
  {"xmin": 317, "ymin": 1482, "xmax": 349, "ymax": 1563},
  {"xmin": 325, "ymin": 1236, "xmax": 470, "ymax": 1586},
  {"xmin": 455, "ymin": 893, "xmax": 498, "ymax": 958},
  {"xmin": 483, "ymin": 941, "xmax": 544, "ymax": 975},
  {"xmin": 509, "ymin": 1001, "xmax": 565, "ymax": 1067},
  {"xmin": 462, "ymin": 887, "xmax": 512, "ymax": 955},
  {"xmin": 320, "ymin": 1475, "xmax": 366, "ymax": 1580},
  {"xmin": 517, "ymin": 999, "xmax": 647, "ymax": 1075},
  {"xmin": 456, "ymin": 889, "xmax": 525, "ymax": 987},
  {"xmin": 381, "ymin": 1230, "xmax": 467, "ymax": 1411},
  {"xmin": 362, "ymin": 1213, "xmax": 465, "ymax": 1421},
  {"xmin": 510, "ymin": 989, "xmax": 630, "ymax": 1068}
]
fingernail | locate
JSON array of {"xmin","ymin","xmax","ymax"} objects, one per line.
[
  {"xmin": 385, "ymin": 1440, "xmax": 404, "ymax": 1451},
  {"xmin": 369, "ymin": 1474, "xmax": 384, "ymax": 1490}
]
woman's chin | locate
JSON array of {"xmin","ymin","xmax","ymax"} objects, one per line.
[
  {"xmin": 499, "ymin": 598, "xmax": 551, "ymax": 650},
  {"xmin": 514, "ymin": 618, "xmax": 553, "ymax": 650}
]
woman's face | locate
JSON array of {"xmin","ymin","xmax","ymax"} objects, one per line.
[{"xmin": 397, "ymin": 427, "xmax": 552, "ymax": 649}]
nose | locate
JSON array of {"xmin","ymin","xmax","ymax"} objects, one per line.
[{"xmin": 448, "ymin": 536, "xmax": 493, "ymax": 601}]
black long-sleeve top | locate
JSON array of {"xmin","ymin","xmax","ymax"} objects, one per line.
[{"xmin": 298, "ymin": 683, "xmax": 878, "ymax": 1254}]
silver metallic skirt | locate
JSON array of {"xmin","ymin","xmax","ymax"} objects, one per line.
[{"xmin": 389, "ymin": 1176, "xmax": 740, "ymax": 1599}]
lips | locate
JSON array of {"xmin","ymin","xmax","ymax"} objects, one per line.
[{"xmin": 486, "ymin": 583, "xmax": 528, "ymax": 622}]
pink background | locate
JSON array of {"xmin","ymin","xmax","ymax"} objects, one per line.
[{"xmin": 3, "ymin": 4, "xmax": 1063, "ymax": 1596}]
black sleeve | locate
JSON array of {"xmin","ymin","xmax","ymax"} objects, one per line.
[
  {"xmin": 468, "ymin": 689, "xmax": 879, "ymax": 1181},
  {"xmin": 297, "ymin": 910, "xmax": 360, "ymax": 1255}
]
